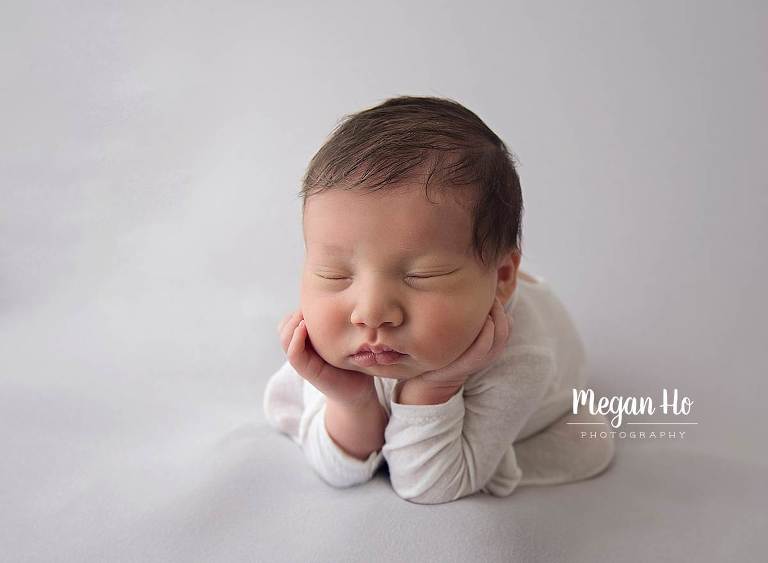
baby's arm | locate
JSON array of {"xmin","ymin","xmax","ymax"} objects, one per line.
[
  {"xmin": 276, "ymin": 311, "xmax": 387, "ymax": 488},
  {"xmin": 297, "ymin": 385, "xmax": 386, "ymax": 488},
  {"xmin": 382, "ymin": 345, "xmax": 555, "ymax": 504},
  {"xmin": 325, "ymin": 395, "xmax": 388, "ymax": 461}
]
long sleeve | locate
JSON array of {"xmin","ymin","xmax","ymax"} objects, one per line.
[
  {"xmin": 288, "ymin": 364, "xmax": 383, "ymax": 487},
  {"xmin": 263, "ymin": 360, "xmax": 384, "ymax": 488},
  {"xmin": 298, "ymin": 392, "xmax": 385, "ymax": 488},
  {"xmin": 381, "ymin": 345, "xmax": 556, "ymax": 504}
]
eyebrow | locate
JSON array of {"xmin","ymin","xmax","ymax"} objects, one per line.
[
  {"xmin": 315, "ymin": 243, "xmax": 462, "ymax": 259},
  {"xmin": 319, "ymin": 243, "xmax": 433, "ymax": 256}
]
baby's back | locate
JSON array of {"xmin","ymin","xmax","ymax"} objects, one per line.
[{"xmin": 509, "ymin": 271, "xmax": 588, "ymax": 440}]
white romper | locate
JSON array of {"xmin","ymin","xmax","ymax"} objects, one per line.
[{"xmin": 263, "ymin": 273, "xmax": 615, "ymax": 504}]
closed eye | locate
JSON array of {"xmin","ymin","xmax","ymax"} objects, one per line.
[
  {"xmin": 407, "ymin": 268, "xmax": 459, "ymax": 279},
  {"xmin": 316, "ymin": 275, "xmax": 441, "ymax": 280},
  {"xmin": 315, "ymin": 269, "xmax": 459, "ymax": 281}
]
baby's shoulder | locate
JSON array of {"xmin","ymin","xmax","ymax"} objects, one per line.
[{"xmin": 507, "ymin": 274, "xmax": 576, "ymax": 349}]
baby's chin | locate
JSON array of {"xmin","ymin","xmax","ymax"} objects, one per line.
[
  {"xmin": 362, "ymin": 369, "xmax": 411, "ymax": 380},
  {"xmin": 335, "ymin": 355, "xmax": 416, "ymax": 380}
]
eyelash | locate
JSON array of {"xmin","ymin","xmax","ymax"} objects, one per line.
[{"xmin": 317, "ymin": 274, "xmax": 443, "ymax": 282}]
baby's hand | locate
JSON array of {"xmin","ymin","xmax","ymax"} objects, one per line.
[
  {"xmin": 278, "ymin": 310, "xmax": 377, "ymax": 409},
  {"xmin": 416, "ymin": 296, "xmax": 512, "ymax": 390}
]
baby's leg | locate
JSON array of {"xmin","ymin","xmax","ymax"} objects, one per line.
[{"xmin": 514, "ymin": 410, "xmax": 616, "ymax": 487}]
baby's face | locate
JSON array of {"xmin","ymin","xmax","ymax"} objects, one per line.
[{"xmin": 300, "ymin": 182, "xmax": 501, "ymax": 381}]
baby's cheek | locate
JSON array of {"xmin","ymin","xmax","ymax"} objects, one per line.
[
  {"xmin": 301, "ymin": 300, "xmax": 341, "ymax": 353},
  {"xmin": 419, "ymin": 309, "xmax": 473, "ymax": 362}
]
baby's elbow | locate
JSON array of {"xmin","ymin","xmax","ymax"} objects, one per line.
[
  {"xmin": 390, "ymin": 469, "xmax": 480, "ymax": 504},
  {"xmin": 392, "ymin": 482, "xmax": 466, "ymax": 505},
  {"xmin": 401, "ymin": 493, "xmax": 450, "ymax": 505},
  {"xmin": 318, "ymin": 471, "xmax": 373, "ymax": 489}
]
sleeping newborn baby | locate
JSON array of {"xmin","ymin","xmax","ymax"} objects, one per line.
[{"xmin": 263, "ymin": 95, "xmax": 615, "ymax": 504}]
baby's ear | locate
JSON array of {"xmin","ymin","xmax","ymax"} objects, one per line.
[{"xmin": 495, "ymin": 251, "xmax": 521, "ymax": 304}]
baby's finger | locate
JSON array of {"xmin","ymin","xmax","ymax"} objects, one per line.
[
  {"xmin": 286, "ymin": 321, "xmax": 328, "ymax": 387},
  {"xmin": 457, "ymin": 314, "xmax": 496, "ymax": 370},
  {"xmin": 279, "ymin": 311, "xmax": 303, "ymax": 353},
  {"xmin": 286, "ymin": 319, "xmax": 310, "ymax": 371}
]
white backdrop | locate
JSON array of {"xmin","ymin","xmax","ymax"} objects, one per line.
[{"xmin": 2, "ymin": 1, "xmax": 766, "ymax": 561}]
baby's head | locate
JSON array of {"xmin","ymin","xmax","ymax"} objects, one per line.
[{"xmin": 298, "ymin": 96, "xmax": 523, "ymax": 380}]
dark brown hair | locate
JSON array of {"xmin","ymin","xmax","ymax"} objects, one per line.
[{"xmin": 299, "ymin": 95, "xmax": 524, "ymax": 270}]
